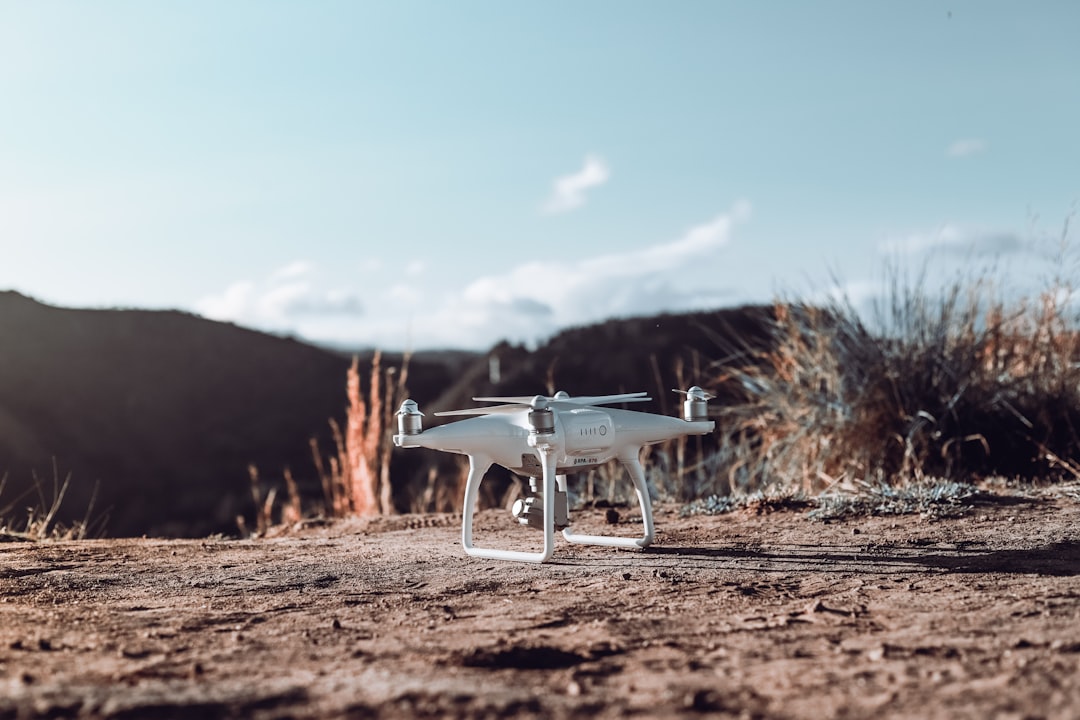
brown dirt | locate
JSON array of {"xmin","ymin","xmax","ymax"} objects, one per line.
[{"xmin": 2, "ymin": 497, "xmax": 1080, "ymax": 719}]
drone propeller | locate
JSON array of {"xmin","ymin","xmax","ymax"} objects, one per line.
[
  {"xmin": 672, "ymin": 386, "xmax": 715, "ymax": 401},
  {"xmin": 434, "ymin": 391, "xmax": 652, "ymax": 418},
  {"xmin": 472, "ymin": 392, "xmax": 651, "ymax": 407},
  {"xmin": 673, "ymin": 386, "xmax": 714, "ymax": 422},
  {"xmin": 434, "ymin": 403, "xmax": 526, "ymax": 417}
]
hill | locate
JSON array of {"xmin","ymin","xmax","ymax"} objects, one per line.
[
  {"xmin": 0, "ymin": 291, "xmax": 463, "ymax": 537},
  {"xmin": 428, "ymin": 306, "xmax": 774, "ymax": 414}
]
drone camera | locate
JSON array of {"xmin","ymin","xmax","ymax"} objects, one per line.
[
  {"xmin": 512, "ymin": 484, "xmax": 569, "ymax": 530},
  {"xmin": 396, "ymin": 399, "xmax": 424, "ymax": 436}
]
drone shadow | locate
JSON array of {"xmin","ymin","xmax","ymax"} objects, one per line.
[{"xmin": 642, "ymin": 540, "xmax": 1080, "ymax": 577}]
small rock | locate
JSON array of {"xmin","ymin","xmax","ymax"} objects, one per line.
[
  {"xmin": 332, "ymin": 618, "xmax": 342, "ymax": 630},
  {"xmin": 851, "ymin": 527, "xmax": 861, "ymax": 535},
  {"xmin": 120, "ymin": 647, "xmax": 151, "ymax": 659},
  {"xmin": 684, "ymin": 689, "xmax": 723, "ymax": 712},
  {"xmin": 605, "ymin": 508, "xmax": 620, "ymax": 524},
  {"xmin": 622, "ymin": 572, "xmax": 632, "ymax": 581},
  {"xmin": 567, "ymin": 680, "xmax": 581, "ymax": 697}
]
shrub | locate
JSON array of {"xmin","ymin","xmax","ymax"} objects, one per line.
[
  {"xmin": 312, "ymin": 350, "xmax": 411, "ymax": 518},
  {"xmin": 711, "ymin": 251, "xmax": 1080, "ymax": 496}
]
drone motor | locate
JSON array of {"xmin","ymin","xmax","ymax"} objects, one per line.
[
  {"xmin": 527, "ymin": 395, "xmax": 555, "ymax": 435},
  {"xmin": 676, "ymin": 386, "xmax": 715, "ymax": 422},
  {"xmin": 396, "ymin": 399, "xmax": 424, "ymax": 435}
]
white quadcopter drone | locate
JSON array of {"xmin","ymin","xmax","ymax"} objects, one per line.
[{"xmin": 393, "ymin": 387, "xmax": 715, "ymax": 563}]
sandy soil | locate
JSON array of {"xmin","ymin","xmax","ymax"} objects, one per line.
[{"xmin": 2, "ymin": 496, "xmax": 1080, "ymax": 719}]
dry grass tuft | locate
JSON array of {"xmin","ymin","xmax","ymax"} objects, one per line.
[
  {"xmin": 243, "ymin": 351, "xmax": 411, "ymax": 534},
  {"xmin": 312, "ymin": 351, "xmax": 411, "ymax": 519},
  {"xmin": 410, "ymin": 457, "xmax": 473, "ymax": 514},
  {"xmin": 709, "ymin": 242, "xmax": 1080, "ymax": 500},
  {"xmin": 0, "ymin": 462, "xmax": 103, "ymax": 542}
]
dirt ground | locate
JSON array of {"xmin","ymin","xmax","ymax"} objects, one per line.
[{"xmin": 2, "ymin": 495, "xmax": 1080, "ymax": 719}]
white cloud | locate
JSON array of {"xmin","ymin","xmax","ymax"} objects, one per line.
[
  {"xmin": 805, "ymin": 278, "xmax": 881, "ymax": 313},
  {"xmin": 408, "ymin": 201, "xmax": 751, "ymax": 348},
  {"xmin": 196, "ymin": 281, "xmax": 259, "ymax": 322},
  {"xmin": 542, "ymin": 154, "xmax": 610, "ymax": 214},
  {"xmin": 879, "ymin": 224, "xmax": 1023, "ymax": 256},
  {"xmin": 192, "ymin": 204, "xmax": 754, "ymax": 351},
  {"xmin": 269, "ymin": 260, "xmax": 314, "ymax": 281},
  {"xmin": 359, "ymin": 257, "xmax": 383, "ymax": 273},
  {"xmin": 946, "ymin": 138, "xmax": 986, "ymax": 158},
  {"xmin": 404, "ymin": 260, "xmax": 426, "ymax": 277},
  {"xmin": 388, "ymin": 282, "xmax": 423, "ymax": 306},
  {"xmin": 195, "ymin": 261, "xmax": 364, "ymax": 329}
]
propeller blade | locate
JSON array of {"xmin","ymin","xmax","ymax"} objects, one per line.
[
  {"xmin": 558, "ymin": 392, "xmax": 651, "ymax": 406},
  {"xmin": 434, "ymin": 403, "xmax": 526, "ymax": 417},
  {"xmin": 447, "ymin": 392, "xmax": 653, "ymax": 418},
  {"xmin": 472, "ymin": 392, "xmax": 652, "ymax": 407},
  {"xmin": 471, "ymin": 396, "xmax": 538, "ymax": 404},
  {"xmin": 672, "ymin": 387, "xmax": 716, "ymax": 400}
]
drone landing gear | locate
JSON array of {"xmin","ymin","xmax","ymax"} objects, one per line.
[
  {"xmin": 461, "ymin": 448, "xmax": 558, "ymax": 563},
  {"xmin": 562, "ymin": 454, "xmax": 655, "ymax": 550},
  {"xmin": 460, "ymin": 450, "xmax": 655, "ymax": 563}
]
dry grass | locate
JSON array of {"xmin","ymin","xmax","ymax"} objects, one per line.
[
  {"xmin": 409, "ymin": 457, "xmax": 473, "ymax": 514},
  {"xmin": 312, "ymin": 350, "xmax": 411, "ymax": 519},
  {"xmin": 243, "ymin": 351, "xmax": 411, "ymax": 534},
  {"xmin": 681, "ymin": 476, "xmax": 1009, "ymax": 521},
  {"xmin": 708, "ymin": 237, "xmax": 1080, "ymax": 501},
  {"xmin": 0, "ymin": 463, "xmax": 103, "ymax": 542}
]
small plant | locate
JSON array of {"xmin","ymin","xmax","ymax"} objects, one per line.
[
  {"xmin": 681, "ymin": 488, "xmax": 814, "ymax": 517},
  {"xmin": 242, "ymin": 351, "xmax": 411, "ymax": 535},
  {"xmin": 680, "ymin": 477, "xmax": 986, "ymax": 520},
  {"xmin": 807, "ymin": 476, "xmax": 984, "ymax": 521},
  {"xmin": 239, "ymin": 462, "xmax": 304, "ymax": 537},
  {"xmin": 410, "ymin": 456, "xmax": 474, "ymax": 514},
  {"xmin": 311, "ymin": 350, "xmax": 411, "ymax": 518},
  {"xmin": 0, "ymin": 462, "xmax": 104, "ymax": 541}
]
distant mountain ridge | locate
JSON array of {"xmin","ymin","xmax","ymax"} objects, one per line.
[
  {"xmin": 0, "ymin": 291, "xmax": 359, "ymax": 535},
  {"xmin": 0, "ymin": 291, "xmax": 467, "ymax": 536}
]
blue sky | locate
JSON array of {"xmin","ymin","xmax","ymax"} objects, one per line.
[{"xmin": 1, "ymin": 1, "xmax": 1077, "ymax": 350}]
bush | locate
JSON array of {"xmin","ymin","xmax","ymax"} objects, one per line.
[{"xmin": 711, "ymin": 251, "xmax": 1080, "ymax": 496}]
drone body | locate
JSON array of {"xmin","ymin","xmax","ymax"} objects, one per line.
[{"xmin": 393, "ymin": 389, "xmax": 715, "ymax": 563}]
